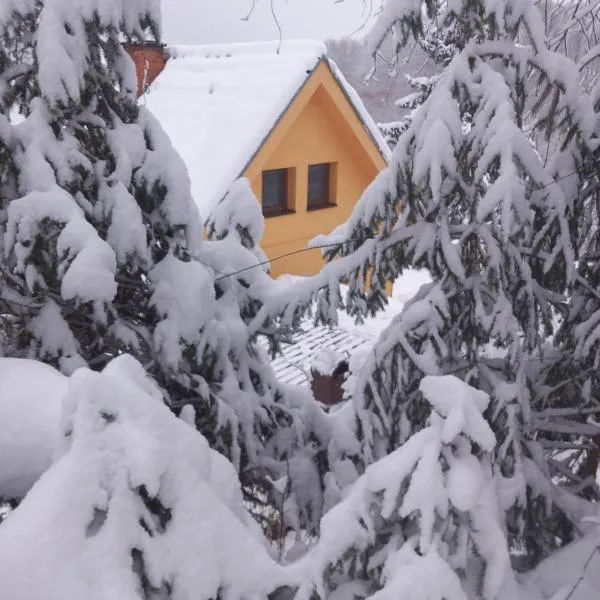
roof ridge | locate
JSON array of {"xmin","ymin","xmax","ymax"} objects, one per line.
[{"xmin": 167, "ymin": 39, "xmax": 327, "ymax": 61}]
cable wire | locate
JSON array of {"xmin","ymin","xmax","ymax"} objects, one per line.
[{"xmin": 212, "ymin": 165, "xmax": 594, "ymax": 282}]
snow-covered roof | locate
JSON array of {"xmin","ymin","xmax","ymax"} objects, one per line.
[
  {"xmin": 263, "ymin": 321, "xmax": 375, "ymax": 386},
  {"xmin": 263, "ymin": 286, "xmax": 417, "ymax": 387},
  {"xmin": 144, "ymin": 40, "xmax": 390, "ymax": 220}
]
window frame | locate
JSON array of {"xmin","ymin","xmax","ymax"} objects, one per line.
[
  {"xmin": 261, "ymin": 168, "xmax": 294, "ymax": 217},
  {"xmin": 307, "ymin": 162, "xmax": 336, "ymax": 211}
]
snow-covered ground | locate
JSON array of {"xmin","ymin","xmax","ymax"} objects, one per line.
[{"xmin": 0, "ymin": 359, "xmax": 67, "ymax": 500}]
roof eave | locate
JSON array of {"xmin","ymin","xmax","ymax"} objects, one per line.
[{"xmin": 323, "ymin": 57, "xmax": 391, "ymax": 165}]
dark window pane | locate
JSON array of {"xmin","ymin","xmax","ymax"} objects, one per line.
[
  {"xmin": 262, "ymin": 169, "xmax": 287, "ymax": 211},
  {"xmin": 308, "ymin": 163, "xmax": 330, "ymax": 207}
]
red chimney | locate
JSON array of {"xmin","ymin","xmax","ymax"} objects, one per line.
[{"xmin": 122, "ymin": 42, "xmax": 167, "ymax": 98}]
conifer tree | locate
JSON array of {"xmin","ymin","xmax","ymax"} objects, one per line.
[
  {"xmin": 254, "ymin": 0, "xmax": 599, "ymax": 564},
  {"xmin": 0, "ymin": 0, "xmax": 328, "ymax": 535},
  {"xmin": 379, "ymin": 74, "xmax": 441, "ymax": 148},
  {"xmin": 203, "ymin": 179, "xmax": 330, "ymax": 536},
  {"xmin": 297, "ymin": 377, "xmax": 520, "ymax": 600},
  {"xmin": 536, "ymin": 67, "xmax": 600, "ymax": 500},
  {"xmin": 378, "ymin": 24, "xmax": 458, "ymax": 148}
]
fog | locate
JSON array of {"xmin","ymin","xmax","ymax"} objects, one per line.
[{"xmin": 161, "ymin": 0, "xmax": 382, "ymax": 44}]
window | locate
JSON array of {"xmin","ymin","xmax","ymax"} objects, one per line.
[
  {"xmin": 262, "ymin": 168, "xmax": 290, "ymax": 215},
  {"xmin": 307, "ymin": 163, "xmax": 335, "ymax": 210}
]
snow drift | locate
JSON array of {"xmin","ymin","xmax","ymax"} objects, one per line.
[
  {"xmin": 0, "ymin": 354, "xmax": 285, "ymax": 600},
  {"xmin": 0, "ymin": 358, "xmax": 66, "ymax": 500}
]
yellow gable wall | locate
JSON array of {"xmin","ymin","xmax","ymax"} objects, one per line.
[{"xmin": 243, "ymin": 61, "xmax": 387, "ymax": 278}]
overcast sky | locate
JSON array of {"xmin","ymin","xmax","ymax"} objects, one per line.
[{"xmin": 162, "ymin": 0, "xmax": 383, "ymax": 45}]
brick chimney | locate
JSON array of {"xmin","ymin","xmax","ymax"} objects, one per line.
[{"xmin": 122, "ymin": 41, "xmax": 167, "ymax": 98}]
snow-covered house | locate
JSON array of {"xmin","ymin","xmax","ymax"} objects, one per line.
[{"xmin": 124, "ymin": 40, "xmax": 390, "ymax": 278}]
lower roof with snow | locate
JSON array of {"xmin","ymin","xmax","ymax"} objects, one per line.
[
  {"xmin": 144, "ymin": 40, "xmax": 389, "ymax": 220},
  {"xmin": 260, "ymin": 320, "xmax": 375, "ymax": 387}
]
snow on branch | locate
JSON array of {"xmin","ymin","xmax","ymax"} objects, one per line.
[
  {"xmin": 5, "ymin": 187, "xmax": 117, "ymax": 308},
  {"xmin": 293, "ymin": 375, "xmax": 517, "ymax": 600},
  {"xmin": 0, "ymin": 354, "xmax": 284, "ymax": 600}
]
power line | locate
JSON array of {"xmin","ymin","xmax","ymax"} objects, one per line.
[
  {"xmin": 214, "ymin": 239, "xmax": 360, "ymax": 282},
  {"xmin": 213, "ymin": 165, "xmax": 592, "ymax": 282}
]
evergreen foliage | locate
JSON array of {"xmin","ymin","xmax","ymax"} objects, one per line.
[
  {"xmin": 0, "ymin": 354, "xmax": 284, "ymax": 600},
  {"xmin": 252, "ymin": 0, "xmax": 600, "ymax": 571},
  {"xmin": 296, "ymin": 377, "xmax": 520, "ymax": 600},
  {"xmin": 0, "ymin": 0, "xmax": 328, "ymax": 537},
  {"xmin": 1, "ymin": 0, "xmax": 599, "ymax": 596},
  {"xmin": 378, "ymin": 24, "xmax": 458, "ymax": 148}
]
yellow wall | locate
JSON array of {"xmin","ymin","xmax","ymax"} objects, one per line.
[{"xmin": 243, "ymin": 61, "xmax": 387, "ymax": 278}]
